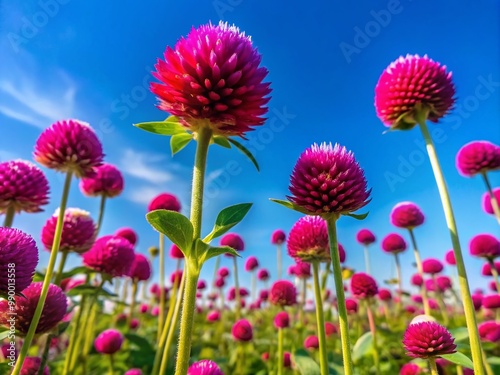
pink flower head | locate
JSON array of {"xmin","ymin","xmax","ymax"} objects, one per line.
[
  {"xmin": 444, "ymin": 250, "xmax": 456, "ymax": 266},
  {"xmin": 41, "ymin": 208, "xmax": 96, "ymax": 254},
  {"xmin": 0, "ymin": 282, "xmax": 67, "ymax": 336},
  {"xmin": 490, "ymin": 281, "xmax": 497, "ymax": 292},
  {"xmin": 139, "ymin": 304, "xmax": 149, "ymax": 314},
  {"xmin": 274, "ymin": 311, "xmax": 290, "ymax": 329},
  {"xmin": 79, "ymin": 163, "xmax": 124, "ymax": 198},
  {"xmin": 94, "ymin": 329, "xmax": 124, "ymax": 354},
  {"xmin": 287, "ymin": 216, "xmax": 330, "ymax": 263},
  {"xmin": 171, "ymin": 270, "xmax": 183, "ymax": 285},
  {"xmin": 34, "ymin": 119, "xmax": 104, "ymax": 178},
  {"xmin": 115, "ymin": 227, "xmax": 138, "ymax": 245},
  {"xmin": 244, "ymin": 256, "xmax": 259, "ymax": 271},
  {"xmin": 220, "ymin": 233, "xmax": 244, "ymax": 257},
  {"xmin": 82, "ymin": 235, "xmax": 135, "ymax": 277},
  {"xmin": 482, "ymin": 294, "xmax": 500, "ymax": 309},
  {"xmin": 338, "ymin": 243, "xmax": 346, "ymax": 263},
  {"xmin": 436, "ymin": 276, "xmax": 452, "ymax": 292},
  {"xmin": 422, "ymin": 258, "xmax": 444, "ymax": 275},
  {"xmin": 304, "ymin": 335, "xmax": 319, "ymax": 350},
  {"xmin": 269, "ymin": 280, "xmax": 297, "ymax": 306},
  {"xmin": 20, "ymin": 357, "xmax": 50, "ymax": 375},
  {"xmin": 151, "ymin": 22, "xmax": 271, "ymax": 136},
  {"xmin": 125, "ymin": 370, "xmax": 143, "ymax": 375},
  {"xmin": 170, "ymin": 244, "xmax": 185, "ymax": 259},
  {"xmin": 259, "ymin": 289, "xmax": 269, "ymax": 301},
  {"xmin": 382, "ymin": 233, "xmax": 407, "ymax": 254},
  {"xmin": 345, "ymin": 298, "xmax": 358, "ymax": 313},
  {"xmin": 456, "ymin": 141, "xmax": 500, "ymax": 177},
  {"xmin": 479, "ymin": 321, "xmax": 500, "ymax": 342},
  {"xmin": 288, "ymin": 143, "xmax": 371, "ymax": 216},
  {"xmin": 390, "ymin": 202, "xmax": 425, "ymax": 229},
  {"xmin": 483, "ymin": 188, "xmax": 500, "ymax": 215},
  {"xmin": 218, "ymin": 267, "xmax": 230, "ymax": 278},
  {"xmin": 0, "ymin": 160, "xmax": 50, "ymax": 214},
  {"xmin": 207, "ymin": 310, "xmax": 221, "ymax": 322},
  {"xmin": 257, "ymin": 268, "xmax": 270, "ymax": 281},
  {"xmin": 375, "ymin": 54, "xmax": 455, "ymax": 130},
  {"xmin": 411, "ymin": 274, "xmax": 424, "ymax": 287},
  {"xmin": 215, "ymin": 277, "xmax": 225, "ymax": 288},
  {"xmin": 148, "ymin": 193, "xmax": 181, "ymax": 212},
  {"xmin": 232, "ymin": 319, "xmax": 253, "ymax": 341},
  {"xmin": 472, "ymin": 294, "xmax": 483, "ymax": 311},
  {"xmin": 197, "ymin": 280, "xmax": 207, "ymax": 290},
  {"xmin": 227, "ymin": 286, "xmax": 249, "ymax": 301},
  {"xmin": 128, "ymin": 253, "xmax": 151, "ymax": 281},
  {"xmin": 188, "ymin": 359, "xmax": 224, "ymax": 375},
  {"xmin": 293, "ymin": 261, "xmax": 312, "ymax": 279},
  {"xmin": 0, "ymin": 228, "xmax": 38, "ymax": 294},
  {"xmin": 482, "ymin": 261, "xmax": 500, "ymax": 276},
  {"xmin": 325, "ymin": 322, "xmax": 337, "ymax": 336},
  {"xmin": 470, "ymin": 234, "xmax": 500, "ymax": 260},
  {"xmin": 400, "ymin": 363, "xmax": 422, "ymax": 375},
  {"xmin": 403, "ymin": 320, "xmax": 457, "ymax": 358},
  {"xmin": 356, "ymin": 229, "xmax": 376, "ymax": 245},
  {"xmin": 271, "ymin": 229, "xmax": 286, "ymax": 244},
  {"xmin": 283, "ymin": 352, "xmax": 292, "ymax": 368},
  {"xmin": 378, "ymin": 288, "xmax": 392, "ymax": 301},
  {"xmin": 351, "ymin": 272, "xmax": 378, "ymax": 299}
]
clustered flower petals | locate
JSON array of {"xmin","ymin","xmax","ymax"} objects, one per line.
[
  {"xmin": 382, "ymin": 233, "xmax": 407, "ymax": 254},
  {"xmin": 232, "ymin": 319, "xmax": 253, "ymax": 341},
  {"xmin": 469, "ymin": 234, "xmax": 500, "ymax": 260},
  {"xmin": 350, "ymin": 272, "xmax": 378, "ymax": 299},
  {"xmin": 271, "ymin": 229, "xmax": 286, "ymax": 244},
  {"xmin": 94, "ymin": 329, "xmax": 124, "ymax": 354},
  {"xmin": 148, "ymin": 193, "xmax": 181, "ymax": 212},
  {"xmin": 188, "ymin": 359, "xmax": 224, "ymax": 375},
  {"xmin": 287, "ymin": 216, "xmax": 330, "ymax": 263},
  {"xmin": 83, "ymin": 235, "xmax": 135, "ymax": 277},
  {"xmin": 390, "ymin": 202, "xmax": 425, "ymax": 229},
  {"xmin": 456, "ymin": 141, "xmax": 500, "ymax": 177},
  {"xmin": 80, "ymin": 163, "xmax": 124, "ymax": 197},
  {"xmin": 128, "ymin": 253, "xmax": 152, "ymax": 281},
  {"xmin": 422, "ymin": 258, "xmax": 444, "ymax": 275},
  {"xmin": 356, "ymin": 229, "xmax": 376, "ymax": 245},
  {"xmin": 403, "ymin": 320, "xmax": 457, "ymax": 358},
  {"xmin": 115, "ymin": 227, "xmax": 138, "ymax": 245},
  {"xmin": 269, "ymin": 280, "xmax": 297, "ymax": 306}
]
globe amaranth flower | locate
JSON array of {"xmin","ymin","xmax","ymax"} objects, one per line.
[
  {"xmin": 128, "ymin": 253, "xmax": 151, "ymax": 281},
  {"xmin": 390, "ymin": 202, "xmax": 425, "ymax": 229},
  {"xmin": 207, "ymin": 310, "xmax": 221, "ymax": 322},
  {"xmin": 41, "ymin": 208, "xmax": 96, "ymax": 254},
  {"xmin": 0, "ymin": 160, "xmax": 49, "ymax": 214},
  {"xmin": 188, "ymin": 359, "xmax": 224, "ymax": 375},
  {"xmin": 400, "ymin": 363, "xmax": 422, "ymax": 375},
  {"xmin": 345, "ymin": 298, "xmax": 358, "ymax": 313},
  {"xmin": 197, "ymin": 280, "xmax": 207, "ymax": 290},
  {"xmin": 0, "ymin": 227, "xmax": 38, "ymax": 294},
  {"xmin": 292, "ymin": 261, "xmax": 312, "ymax": 279},
  {"xmin": 232, "ymin": 319, "xmax": 253, "ymax": 341},
  {"xmin": 259, "ymin": 290, "xmax": 269, "ymax": 301},
  {"xmin": 271, "ymin": 229, "xmax": 286, "ymax": 244},
  {"xmin": 125, "ymin": 369, "xmax": 143, "ymax": 375},
  {"xmin": 482, "ymin": 295, "xmax": 500, "ymax": 309},
  {"xmin": 378, "ymin": 288, "xmax": 392, "ymax": 302},
  {"xmin": 304, "ymin": 335, "xmax": 319, "ymax": 350},
  {"xmin": 351, "ymin": 272, "xmax": 378, "ymax": 299},
  {"xmin": 227, "ymin": 286, "xmax": 249, "ymax": 301},
  {"xmin": 220, "ymin": 233, "xmax": 244, "ymax": 258},
  {"xmin": 34, "ymin": 119, "xmax": 104, "ymax": 178},
  {"xmin": 403, "ymin": 321, "xmax": 457, "ymax": 358},
  {"xmin": 325, "ymin": 322, "xmax": 337, "ymax": 336},
  {"xmin": 444, "ymin": 250, "xmax": 456, "ymax": 266},
  {"xmin": 456, "ymin": 141, "xmax": 500, "ymax": 177},
  {"xmin": 79, "ymin": 163, "xmax": 124, "ymax": 198},
  {"xmin": 375, "ymin": 54, "xmax": 455, "ymax": 130},
  {"xmin": 257, "ymin": 268, "xmax": 270, "ymax": 281},
  {"xmin": 148, "ymin": 192, "xmax": 181, "ymax": 212},
  {"xmin": 287, "ymin": 216, "xmax": 330, "ymax": 263},
  {"xmin": 170, "ymin": 244, "xmax": 185, "ymax": 259},
  {"xmin": 269, "ymin": 280, "xmax": 297, "ymax": 306},
  {"xmin": 288, "ymin": 143, "xmax": 371, "ymax": 216},
  {"xmin": 382, "ymin": 233, "xmax": 407, "ymax": 254},
  {"xmin": 482, "ymin": 261, "xmax": 500, "ymax": 276},
  {"xmin": 356, "ymin": 229, "xmax": 376, "ymax": 245},
  {"xmin": 19, "ymin": 356, "xmax": 50, "ymax": 375},
  {"xmin": 479, "ymin": 321, "xmax": 500, "ymax": 342},
  {"xmin": 470, "ymin": 234, "xmax": 500, "ymax": 260},
  {"xmin": 218, "ymin": 267, "xmax": 230, "ymax": 278},
  {"xmin": 0, "ymin": 282, "xmax": 67, "ymax": 336},
  {"xmin": 244, "ymin": 256, "xmax": 259, "ymax": 271},
  {"xmin": 483, "ymin": 188, "xmax": 500, "ymax": 215},
  {"xmin": 115, "ymin": 227, "xmax": 138, "ymax": 245},
  {"xmin": 411, "ymin": 274, "xmax": 424, "ymax": 287},
  {"xmin": 94, "ymin": 329, "xmax": 124, "ymax": 354},
  {"xmin": 82, "ymin": 235, "xmax": 135, "ymax": 277},
  {"xmin": 274, "ymin": 311, "xmax": 290, "ymax": 329},
  {"xmin": 151, "ymin": 22, "xmax": 271, "ymax": 136},
  {"xmin": 422, "ymin": 258, "xmax": 444, "ymax": 275}
]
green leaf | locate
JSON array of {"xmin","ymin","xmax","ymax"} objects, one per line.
[
  {"xmin": 213, "ymin": 135, "xmax": 232, "ymax": 148},
  {"xmin": 124, "ymin": 333, "xmax": 154, "ymax": 353},
  {"xmin": 60, "ymin": 266, "xmax": 91, "ymax": 279},
  {"xmin": 0, "ymin": 330, "xmax": 11, "ymax": 341},
  {"xmin": 56, "ymin": 321, "xmax": 71, "ymax": 335},
  {"xmin": 345, "ymin": 211, "xmax": 369, "ymax": 220},
  {"xmin": 441, "ymin": 352, "xmax": 474, "ymax": 369},
  {"xmin": 146, "ymin": 210, "xmax": 193, "ymax": 256},
  {"xmin": 293, "ymin": 349, "xmax": 321, "ymax": 375},
  {"xmin": 204, "ymin": 203, "xmax": 252, "ymax": 242},
  {"xmin": 134, "ymin": 116, "xmax": 186, "ymax": 136},
  {"xmin": 228, "ymin": 138, "xmax": 260, "ymax": 171},
  {"xmin": 65, "ymin": 284, "xmax": 117, "ymax": 298},
  {"xmin": 195, "ymin": 239, "xmax": 240, "ymax": 264},
  {"xmin": 352, "ymin": 331, "xmax": 373, "ymax": 362},
  {"xmin": 449, "ymin": 327, "xmax": 470, "ymax": 342},
  {"xmin": 269, "ymin": 198, "xmax": 312, "ymax": 215},
  {"xmin": 170, "ymin": 133, "xmax": 193, "ymax": 155}
]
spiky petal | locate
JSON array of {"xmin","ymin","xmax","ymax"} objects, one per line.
[
  {"xmin": 350, "ymin": 272, "xmax": 378, "ymax": 299},
  {"xmin": 390, "ymin": 202, "xmax": 425, "ymax": 229},
  {"xmin": 403, "ymin": 321, "xmax": 457, "ymax": 358},
  {"xmin": 381, "ymin": 233, "xmax": 407, "ymax": 254},
  {"xmin": 287, "ymin": 216, "xmax": 330, "ymax": 263},
  {"xmin": 188, "ymin": 360, "xmax": 224, "ymax": 375},
  {"xmin": 456, "ymin": 141, "xmax": 500, "ymax": 177},
  {"xmin": 82, "ymin": 235, "xmax": 135, "ymax": 277}
]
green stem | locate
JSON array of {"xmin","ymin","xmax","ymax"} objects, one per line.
[
  {"xmin": 277, "ymin": 328, "xmax": 284, "ymax": 375},
  {"xmin": 37, "ymin": 333, "xmax": 54, "ymax": 375},
  {"xmin": 157, "ymin": 233, "xmax": 166, "ymax": 345},
  {"xmin": 251, "ymin": 271, "xmax": 256, "ymax": 302},
  {"xmin": 54, "ymin": 250, "xmax": 69, "ymax": 286},
  {"xmin": 312, "ymin": 261, "xmax": 329, "ymax": 375},
  {"xmin": 428, "ymin": 357, "xmax": 439, "ymax": 375},
  {"xmin": 364, "ymin": 245, "xmax": 371, "ymax": 274},
  {"xmin": 108, "ymin": 354, "xmax": 115, "ymax": 375},
  {"xmin": 96, "ymin": 194, "xmax": 107, "ymax": 235},
  {"xmin": 277, "ymin": 243, "xmax": 282, "ymax": 280},
  {"xmin": 126, "ymin": 279, "xmax": 138, "ymax": 328},
  {"xmin": 408, "ymin": 229, "xmax": 431, "ymax": 316},
  {"xmin": 326, "ymin": 216, "xmax": 353, "ymax": 375},
  {"xmin": 2, "ymin": 205, "xmax": 15, "ymax": 227},
  {"xmin": 394, "ymin": 253, "xmax": 403, "ymax": 309},
  {"xmin": 300, "ymin": 277, "xmax": 306, "ymax": 325},
  {"xmin": 488, "ymin": 258, "xmax": 500, "ymax": 297},
  {"xmin": 456, "ymin": 365, "xmax": 464, "ymax": 375},
  {"xmin": 233, "ymin": 256, "xmax": 241, "ymax": 319},
  {"xmin": 482, "ymin": 172, "xmax": 500, "ymax": 225},
  {"xmin": 365, "ymin": 299, "xmax": 380, "ymax": 375},
  {"xmin": 211, "ymin": 256, "xmax": 221, "ymax": 294},
  {"xmin": 418, "ymin": 120, "xmax": 485, "ymax": 375},
  {"xmin": 432, "ymin": 274, "xmax": 449, "ymax": 325},
  {"xmin": 11, "ymin": 171, "xmax": 73, "ymax": 375},
  {"xmin": 321, "ymin": 262, "xmax": 331, "ymax": 302},
  {"xmin": 482, "ymin": 346, "xmax": 495, "ymax": 375}
]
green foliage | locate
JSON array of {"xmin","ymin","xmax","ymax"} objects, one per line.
[
  {"xmin": 227, "ymin": 138, "xmax": 260, "ymax": 171},
  {"xmin": 146, "ymin": 209, "xmax": 194, "ymax": 256},
  {"xmin": 204, "ymin": 203, "xmax": 253, "ymax": 243}
]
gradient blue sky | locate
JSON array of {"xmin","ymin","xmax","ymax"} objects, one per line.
[{"xmin": 1, "ymin": 0, "xmax": 499, "ymax": 295}]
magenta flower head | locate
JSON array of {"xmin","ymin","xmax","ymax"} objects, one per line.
[
  {"xmin": 19, "ymin": 357, "xmax": 49, "ymax": 375},
  {"xmin": 356, "ymin": 229, "xmax": 376, "ymax": 246},
  {"xmin": 390, "ymin": 202, "xmax": 425, "ymax": 229},
  {"xmin": 151, "ymin": 22, "xmax": 271, "ymax": 136},
  {"xmin": 257, "ymin": 268, "xmax": 270, "ymax": 281},
  {"xmin": 188, "ymin": 359, "xmax": 224, "ymax": 375},
  {"xmin": 220, "ymin": 233, "xmax": 244, "ymax": 257},
  {"xmin": 470, "ymin": 234, "xmax": 500, "ymax": 260},
  {"xmin": 148, "ymin": 193, "xmax": 181, "ymax": 212},
  {"xmin": 287, "ymin": 216, "xmax": 330, "ymax": 263},
  {"xmin": 482, "ymin": 295, "xmax": 500, "ymax": 309},
  {"xmin": 472, "ymin": 294, "xmax": 483, "ymax": 311},
  {"xmin": 269, "ymin": 280, "xmax": 297, "ymax": 306},
  {"xmin": 94, "ymin": 329, "xmax": 124, "ymax": 354},
  {"xmin": 422, "ymin": 258, "xmax": 444, "ymax": 275},
  {"xmin": 382, "ymin": 233, "xmax": 407, "ymax": 254},
  {"xmin": 403, "ymin": 320, "xmax": 457, "ymax": 358},
  {"xmin": 271, "ymin": 230, "xmax": 286, "ymax": 245},
  {"xmin": 170, "ymin": 244, "xmax": 185, "ymax": 259},
  {"xmin": 274, "ymin": 311, "xmax": 290, "ymax": 329},
  {"xmin": 207, "ymin": 310, "xmax": 221, "ymax": 322},
  {"xmin": 345, "ymin": 298, "xmax": 358, "ymax": 313},
  {"xmin": 479, "ymin": 321, "xmax": 500, "ymax": 342},
  {"xmin": 288, "ymin": 143, "xmax": 371, "ymax": 216},
  {"xmin": 375, "ymin": 54, "xmax": 455, "ymax": 130},
  {"xmin": 218, "ymin": 267, "xmax": 230, "ymax": 278},
  {"xmin": 456, "ymin": 141, "xmax": 500, "ymax": 177},
  {"xmin": 293, "ymin": 261, "xmax": 312, "ymax": 279},
  {"xmin": 351, "ymin": 272, "xmax": 378, "ymax": 299},
  {"xmin": 304, "ymin": 335, "xmax": 319, "ymax": 350},
  {"xmin": 482, "ymin": 261, "xmax": 500, "ymax": 276},
  {"xmin": 0, "ymin": 282, "xmax": 67, "ymax": 336},
  {"xmin": 41, "ymin": 208, "xmax": 96, "ymax": 254},
  {"xmin": 82, "ymin": 235, "xmax": 135, "ymax": 277},
  {"xmin": 115, "ymin": 227, "xmax": 138, "ymax": 246},
  {"xmin": 378, "ymin": 288, "xmax": 393, "ymax": 302},
  {"xmin": 125, "ymin": 370, "xmax": 143, "ymax": 375},
  {"xmin": 483, "ymin": 188, "xmax": 500, "ymax": 215},
  {"xmin": 79, "ymin": 163, "xmax": 124, "ymax": 198},
  {"xmin": 411, "ymin": 274, "xmax": 424, "ymax": 287},
  {"xmin": 232, "ymin": 319, "xmax": 253, "ymax": 341},
  {"xmin": 400, "ymin": 363, "xmax": 422, "ymax": 375},
  {"xmin": 244, "ymin": 256, "xmax": 259, "ymax": 271},
  {"xmin": 0, "ymin": 160, "xmax": 49, "ymax": 214},
  {"xmin": 197, "ymin": 280, "xmax": 207, "ymax": 290},
  {"xmin": 444, "ymin": 250, "xmax": 456, "ymax": 266},
  {"xmin": 34, "ymin": 119, "xmax": 104, "ymax": 178},
  {"xmin": 128, "ymin": 253, "xmax": 152, "ymax": 281},
  {"xmin": 0, "ymin": 228, "xmax": 38, "ymax": 294}
]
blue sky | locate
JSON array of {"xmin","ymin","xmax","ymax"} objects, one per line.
[{"xmin": 1, "ymin": 0, "xmax": 499, "ymax": 296}]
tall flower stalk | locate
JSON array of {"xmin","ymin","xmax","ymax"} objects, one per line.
[{"xmin": 312, "ymin": 261, "xmax": 329, "ymax": 374}]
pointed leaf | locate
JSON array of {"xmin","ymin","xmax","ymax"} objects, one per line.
[
  {"xmin": 345, "ymin": 212, "xmax": 369, "ymax": 220},
  {"xmin": 441, "ymin": 352, "xmax": 473, "ymax": 369},
  {"xmin": 213, "ymin": 135, "xmax": 232, "ymax": 149},
  {"xmin": 146, "ymin": 210, "xmax": 193, "ymax": 256},
  {"xmin": 352, "ymin": 332, "xmax": 373, "ymax": 361},
  {"xmin": 170, "ymin": 133, "xmax": 193, "ymax": 155},
  {"xmin": 60, "ymin": 266, "xmax": 92, "ymax": 279},
  {"xmin": 195, "ymin": 239, "xmax": 240, "ymax": 264},
  {"xmin": 269, "ymin": 198, "xmax": 312, "ymax": 215},
  {"xmin": 293, "ymin": 349, "xmax": 321, "ymax": 375},
  {"xmin": 228, "ymin": 138, "xmax": 260, "ymax": 171},
  {"xmin": 65, "ymin": 284, "xmax": 117, "ymax": 298},
  {"xmin": 134, "ymin": 116, "xmax": 187, "ymax": 135},
  {"xmin": 449, "ymin": 327, "xmax": 469, "ymax": 342},
  {"xmin": 204, "ymin": 203, "xmax": 252, "ymax": 242}
]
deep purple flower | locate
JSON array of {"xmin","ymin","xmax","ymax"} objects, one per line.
[
  {"xmin": 422, "ymin": 258, "xmax": 444, "ymax": 275},
  {"xmin": 351, "ymin": 272, "xmax": 378, "ymax": 299},
  {"xmin": 79, "ymin": 163, "xmax": 124, "ymax": 198},
  {"xmin": 188, "ymin": 359, "xmax": 224, "ymax": 375},
  {"xmin": 220, "ymin": 233, "xmax": 245, "ymax": 257},
  {"xmin": 94, "ymin": 329, "xmax": 124, "ymax": 354},
  {"xmin": 115, "ymin": 227, "xmax": 138, "ymax": 245},
  {"xmin": 232, "ymin": 319, "xmax": 253, "ymax": 341},
  {"xmin": 257, "ymin": 268, "xmax": 270, "ymax": 281},
  {"xmin": 356, "ymin": 229, "xmax": 376, "ymax": 245},
  {"xmin": 82, "ymin": 235, "xmax": 135, "ymax": 277},
  {"xmin": 483, "ymin": 188, "xmax": 500, "ymax": 214},
  {"xmin": 403, "ymin": 321, "xmax": 457, "ymax": 358},
  {"xmin": 390, "ymin": 202, "xmax": 425, "ymax": 229},
  {"xmin": 382, "ymin": 233, "xmax": 407, "ymax": 254},
  {"xmin": 269, "ymin": 280, "xmax": 297, "ymax": 306},
  {"xmin": 456, "ymin": 141, "xmax": 500, "ymax": 177},
  {"xmin": 274, "ymin": 311, "xmax": 290, "ymax": 329},
  {"xmin": 20, "ymin": 357, "xmax": 50, "ymax": 375},
  {"xmin": 148, "ymin": 193, "xmax": 181, "ymax": 212},
  {"xmin": 304, "ymin": 335, "xmax": 319, "ymax": 350},
  {"xmin": 469, "ymin": 234, "xmax": 500, "ymax": 260},
  {"xmin": 128, "ymin": 253, "xmax": 151, "ymax": 281},
  {"xmin": 271, "ymin": 229, "xmax": 286, "ymax": 244},
  {"xmin": 287, "ymin": 216, "xmax": 330, "ymax": 263},
  {"xmin": 244, "ymin": 256, "xmax": 259, "ymax": 271}
]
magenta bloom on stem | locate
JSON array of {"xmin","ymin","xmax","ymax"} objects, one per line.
[
  {"xmin": 0, "ymin": 160, "xmax": 50, "ymax": 214},
  {"xmin": 232, "ymin": 319, "xmax": 253, "ymax": 341},
  {"xmin": 478, "ymin": 321, "xmax": 500, "ymax": 342},
  {"xmin": 171, "ymin": 270, "xmax": 183, "ymax": 285},
  {"xmin": 220, "ymin": 233, "xmax": 244, "ymax": 257},
  {"xmin": 269, "ymin": 280, "xmax": 297, "ymax": 306},
  {"xmin": 378, "ymin": 288, "xmax": 392, "ymax": 301},
  {"xmin": 207, "ymin": 310, "xmax": 220, "ymax": 322},
  {"xmin": 148, "ymin": 193, "xmax": 181, "ymax": 212},
  {"xmin": 82, "ymin": 235, "xmax": 135, "ymax": 277},
  {"xmin": 19, "ymin": 357, "xmax": 50, "ymax": 375},
  {"xmin": 94, "ymin": 329, "xmax": 124, "ymax": 354},
  {"xmin": 482, "ymin": 295, "xmax": 500, "ymax": 309},
  {"xmin": 170, "ymin": 244, "xmax": 185, "ymax": 259},
  {"xmin": 244, "ymin": 256, "xmax": 259, "ymax": 271},
  {"xmin": 124, "ymin": 370, "xmax": 143, "ymax": 375},
  {"xmin": 0, "ymin": 228, "xmax": 38, "ymax": 294},
  {"xmin": 374, "ymin": 54, "xmax": 455, "ymax": 130},
  {"xmin": 197, "ymin": 280, "xmax": 206, "ymax": 290},
  {"xmin": 287, "ymin": 215, "xmax": 330, "ymax": 263},
  {"xmin": 34, "ymin": 119, "xmax": 104, "ymax": 178},
  {"xmin": 411, "ymin": 274, "xmax": 424, "ymax": 287},
  {"xmin": 382, "ymin": 233, "xmax": 407, "ymax": 254},
  {"xmin": 0, "ymin": 282, "xmax": 67, "ymax": 336},
  {"xmin": 271, "ymin": 229, "xmax": 286, "ymax": 245},
  {"xmin": 151, "ymin": 22, "xmax": 271, "ymax": 136},
  {"xmin": 115, "ymin": 227, "xmax": 138, "ymax": 245},
  {"xmin": 456, "ymin": 141, "xmax": 500, "ymax": 177},
  {"xmin": 218, "ymin": 267, "xmax": 230, "ymax": 278},
  {"xmin": 482, "ymin": 261, "xmax": 500, "ymax": 276},
  {"xmin": 356, "ymin": 229, "xmax": 376, "ymax": 245},
  {"xmin": 292, "ymin": 261, "xmax": 312, "ymax": 279},
  {"xmin": 274, "ymin": 311, "xmax": 290, "ymax": 329},
  {"xmin": 403, "ymin": 320, "xmax": 457, "ymax": 358},
  {"xmin": 470, "ymin": 234, "xmax": 500, "ymax": 260},
  {"xmin": 483, "ymin": 188, "xmax": 500, "ymax": 214},
  {"xmin": 304, "ymin": 335, "xmax": 319, "ymax": 350},
  {"xmin": 444, "ymin": 250, "xmax": 456, "ymax": 266},
  {"xmin": 128, "ymin": 253, "xmax": 152, "ymax": 281},
  {"xmin": 79, "ymin": 163, "xmax": 124, "ymax": 198},
  {"xmin": 351, "ymin": 272, "xmax": 378, "ymax": 299},
  {"xmin": 41, "ymin": 208, "xmax": 96, "ymax": 254},
  {"xmin": 188, "ymin": 359, "xmax": 224, "ymax": 375},
  {"xmin": 288, "ymin": 143, "xmax": 371, "ymax": 216},
  {"xmin": 257, "ymin": 268, "xmax": 270, "ymax": 281},
  {"xmin": 400, "ymin": 363, "xmax": 422, "ymax": 375},
  {"xmin": 345, "ymin": 298, "xmax": 358, "ymax": 313},
  {"xmin": 422, "ymin": 258, "xmax": 444, "ymax": 275},
  {"xmin": 390, "ymin": 202, "xmax": 425, "ymax": 229}
]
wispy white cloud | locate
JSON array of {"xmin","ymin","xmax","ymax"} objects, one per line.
[
  {"xmin": 127, "ymin": 186, "xmax": 169, "ymax": 205},
  {"xmin": 205, "ymin": 168, "xmax": 224, "ymax": 186},
  {"xmin": 119, "ymin": 149, "xmax": 174, "ymax": 184}
]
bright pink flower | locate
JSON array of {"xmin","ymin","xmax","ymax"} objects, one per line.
[
  {"xmin": 79, "ymin": 163, "xmax": 124, "ymax": 198},
  {"xmin": 382, "ymin": 233, "xmax": 407, "ymax": 254},
  {"xmin": 283, "ymin": 352, "xmax": 292, "ymax": 368},
  {"xmin": 139, "ymin": 304, "xmax": 149, "ymax": 314},
  {"xmin": 292, "ymin": 261, "xmax": 312, "ymax": 279},
  {"xmin": 20, "ymin": 357, "xmax": 49, "ymax": 375},
  {"xmin": 483, "ymin": 188, "xmax": 500, "ymax": 214},
  {"xmin": 374, "ymin": 54, "xmax": 455, "ymax": 130},
  {"xmin": 390, "ymin": 202, "xmax": 424, "ymax": 229},
  {"xmin": 82, "ymin": 235, "xmax": 135, "ymax": 277},
  {"xmin": 274, "ymin": 311, "xmax": 290, "ymax": 329},
  {"xmin": 227, "ymin": 286, "xmax": 249, "ymax": 301},
  {"xmin": 287, "ymin": 216, "xmax": 330, "ymax": 263},
  {"xmin": 148, "ymin": 193, "xmax": 181, "ymax": 212},
  {"xmin": 220, "ymin": 233, "xmax": 245, "ymax": 257},
  {"xmin": 304, "ymin": 335, "xmax": 319, "ymax": 349},
  {"xmin": 472, "ymin": 294, "xmax": 483, "ymax": 311},
  {"xmin": 170, "ymin": 244, "xmax": 185, "ymax": 259},
  {"xmin": 257, "ymin": 268, "xmax": 270, "ymax": 281},
  {"xmin": 470, "ymin": 234, "xmax": 500, "ymax": 259},
  {"xmin": 115, "ymin": 227, "xmax": 138, "ymax": 245},
  {"xmin": 197, "ymin": 280, "xmax": 206, "ymax": 290},
  {"xmin": 482, "ymin": 261, "xmax": 500, "ymax": 276},
  {"xmin": 271, "ymin": 229, "xmax": 286, "ymax": 244},
  {"xmin": 351, "ymin": 272, "xmax": 378, "ymax": 299},
  {"xmin": 456, "ymin": 141, "xmax": 500, "ymax": 177},
  {"xmin": 482, "ymin": 294, "xmax": 500, "ymax": 309},
  {"xmin": 207, "ymin": 310, "xmax": 221, "ymax": 322},
  {"xmin": 436, "ymin": 276, "xmax": 452, "ymax": 291},
  {"xmin": 94, "ymin": 329, "xmax": 124, "ymax": 354},
  {"xmin": 34, "ymin": 119, "xmax": 104, "ymax": 178},
  {"xmin": 188, "ymin": 359, "xmax": 224, "ymax": 375},
  {"xmin": 345, "ymin": 298, "xmax": 358, "ymax": 313},
  {"xmin": 403, "ymin": 321, "xmax": 456, "ymax": 358},
  {"xmin": 259, "ymin": 290, "xmax": 269, "ymax": 301},
  {"xmin": 232, "ymin": 319, "xmax": 253, "ymax": 341},
  {"xmin": 215, "ymin": 278, "xmax": 225, "ymax": 288},
  {"xmin": 400, "ymin": 363, "xmax": 422, "ymax": 375},
  {"xmin": 378, "ymin": 288, "xmax": 392, "ymax": 301},
  {"xmin": 218, "ymin": 267, "xmax": 230, "ymax": 278},
  {"xmin": 411, "ymin": 274, "xmax": 424, "ymax": 287},
  {"xmin": 444, "ymin": 250, "xmax": 456, "ymax": 266},
  {"xmin": 288, "ymin": 143, "xmax": 371, "ymax": 215},
  {"xmin": 171, "ymin": 270, "xmax": 183, "ymax": 285},
  {"xmin": 244, "ymin": 256, "xmax": 259, "ymax": 271},
  {"xmin": 479, "ymin": 320, "xmax": 500, "ymax": 342},
  {"xmin": 269, "ymin": 280, "xmax": 297, "ymax": 306},
  {"xmin": 125, "ymin": 369, "xmax": 143, "ymax": 375},
  {"xmin": 325, "ymin": 322, "xmax": 337, "ymax": 336},
  {"xmin": 128, "ymin": 253, "xmax": 151, "ymax": 281},
  {"xmin": 338, "ymin": 243, "xmax": 346, "ymax": 263},
  {"xmin": 422, "ymin": 258, "xmax": 444, "ymax": 275},
  {"xmin": 356, "ymin": 229, "xmax": 376, "ymax": 245}
]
